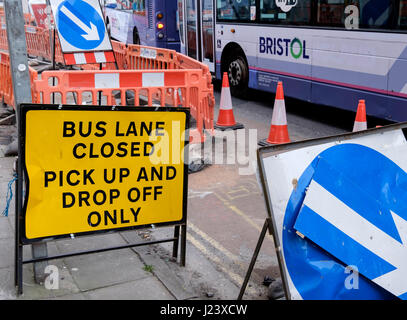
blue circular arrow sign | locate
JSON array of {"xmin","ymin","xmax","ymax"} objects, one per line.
[
  {"xmin": 56, "ymin": 0, "xmax": 106, "ymax": 50},
  {"xmin": 283, "ymin": 144, "xmax": 400, "ymax": 300}
]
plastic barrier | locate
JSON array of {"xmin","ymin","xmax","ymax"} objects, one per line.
[
  {"xmin": 0, "ymin": 23, "xmax": 215, "ymax": 142},
  {"xmin": 126, "ymin": 43, "xmax": 176, "ymax": 70},
  {"xmin": 25, "ymin": 26, "xmax": 47, "ymax": 58},
  {"xmin": 33, "ymin": 69, "xmax": 212, "ymax": 143},
  {"xmin": 0, "ymin": 51, "xmax": 12, "ymax": 106},
  {"xmin": 24, "ymin": 13, "xmax": 35, "ymax": 26},
  {"xmin": 111, "ymin": 40, "xmax": 128, "ymax": 70},
  {"xmin": 0, "ymin": 25, "xmax": 7, "ymax": 51},
  {"xmin": 0, "ymin": 51, "xmax": 38, "ymax": 109},
  {"xmin": 41, "ymin": 28, "xmax": 64, "ymax": 64},
  {"xmin": 124, "ymin": 42, "xmax": 214, "ymax": 137}
]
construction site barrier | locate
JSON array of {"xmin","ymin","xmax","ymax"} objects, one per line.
[
  {"xmin": 25, "ymin": 25, "xmax": 46, "ymax": 59},
  {"xmin": 33, "ymin": 69, "xmax": 212, "ymax": 143},
  {"xmin": 0, "ymin": 51, "xmax": 12, "ymax": 107},
  {"xmin": 0, "ymin": 25, "xmax": 7, "ymax": 52},
  {"xmin": 0, "ymin": 22, "xmax": 215, "ymax": 143},
  {"xmin": 126, "ymin": 43, "xmax": 176, "ymax": 70},
  {"xmin": 0, "ymin": 51, "xmax": 38, "ymax": 109}
]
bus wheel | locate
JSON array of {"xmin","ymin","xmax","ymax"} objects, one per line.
[{"xmin": 226, "ymin": 53, "xmax": 249, "ymax": 98}]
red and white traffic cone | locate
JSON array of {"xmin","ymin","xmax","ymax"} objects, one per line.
[
  {"xmin": 259, "ymin": 81, "xmax": 290, "ymax": 146},
  {"xmin": 214, "ymin": 72, "xmax": 244, "ymax": 130},
  {"xmin": 353, "ymin": 99, "xmax": 367, "ymax": 132}
]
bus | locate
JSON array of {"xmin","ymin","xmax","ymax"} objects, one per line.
[
  {"xmin": 104, "ymin": 0, "xmax": 180, "ymax": 50},
  {"xmin": 178, "ymin": 0, "xmax": 407, "ymax": 122}
]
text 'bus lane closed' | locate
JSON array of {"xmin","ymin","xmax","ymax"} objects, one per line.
[{"xmin": 23, "ymin": 108, "xmax": 188, "ymax": 240}]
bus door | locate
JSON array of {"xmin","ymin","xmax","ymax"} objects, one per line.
[
  {"xmin": 182, "ymin": 0, "xmax": 214, "ymax": 72},
  {"xmin": 185, "ymin": 0, "xmax": 199, "ymax": 60},
  {"xmin": 200, "ymin": 0, "xmax": 214, "ymax": 72},
  {"xmin": 177, "ymin": 0, "xmax": 186, "ymax": 54}
]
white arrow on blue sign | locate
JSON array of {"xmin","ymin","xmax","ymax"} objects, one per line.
[
  {"xmin": 294, "ymin": 146, "xmax": 407, "ymax": 299},
  {"xmin": 50, "ymin": 0, "xmax": 112, "ymax": 52}
]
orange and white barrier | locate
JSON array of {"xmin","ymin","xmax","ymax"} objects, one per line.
[
  {"xmin": 127, "ymin": 43, "xmax": 176, "ymax": 70},
  {"xmin": 0, "ymin": 51, "xmax": 38, "ymax": 109},
  {"xmin": 25, "ymin": 26, "xmax": 46, "ymax": 58},
  {"xmin": 259, "ymin": 81, "xmax": 290, "ymax": 146},
  {"xmin": 0, "ymin": 20, "xmax": 215, "ymax": 145},
  {"xmin": 0, "ymin": 52, "xmax": 12, "ymax": 107},
  {"xmin": 33, "ymin": 69, "xmax": 212, "ymax": 143},
  {"xmin": 353, "ymin": 99, "xmax": 367, "ymax": 132},
  {"xmin": 64, "ymin": 51, "xmax": 115, "ymax": 65},
  {"xmin": 0, "ymin": 25, "xmax": 7, "ymax": 52}
]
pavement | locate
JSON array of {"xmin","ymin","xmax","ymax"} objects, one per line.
[{"xmin": 0, "ymin": 101, "xmax": 272, "ymax": 301}]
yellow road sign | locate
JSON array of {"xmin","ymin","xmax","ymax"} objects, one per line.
[{"xmin": 22, "ymin": 105, "xmax": 189, "ymax": 241}]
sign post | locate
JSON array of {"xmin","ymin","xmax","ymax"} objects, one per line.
[
  {"xmin": 49, "ymin": 0, "xmax": 116, "ymax": 65},
  {"xmin": 4, "ymin": 0, "xmax": 50, "ymax": 290},
  {"xmin": 15, "ymin": 104, "xmax": 190, "ymax": 294}
]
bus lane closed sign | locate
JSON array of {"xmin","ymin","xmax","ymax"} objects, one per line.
[{"xmin": 21, "ymin": 105, "xmax": 189, "ymax": 241}]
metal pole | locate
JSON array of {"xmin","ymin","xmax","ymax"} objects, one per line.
[
  {"xmin": 237, "ymin": 218, "xmax": 271, "ymax": 300},
  {"xmin": 4, "ymin": 0, "xmax": 48, "ymax": 291},
  {"xmin": 180, "ymin": 223, "xmax": 187, "ymax": 267},
  {"xmin": 172, "ymin": 226, "xmax": 180, "ymax": 259}
]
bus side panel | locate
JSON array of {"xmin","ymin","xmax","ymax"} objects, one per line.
[
  {"xmin": 388, "ymin": 58, "xmax": 407, "ymax": 121},
  {"xmin": 311, "ymin": 82, "xmax": 390, "ymax": 119},
  {"xmin": 215, "ymin": 24, "xmax": 312, "ymax": 101},
  {"xmin": 310, "ymin": 32, "xmax": 407, "ymax": 121},
  {"xmin": 253, "ymin": 26, "xmax": 312, "ymax": 102},
  {"xmin": 215, "ymin": 25, "xmax": 257, "ymax": 85},
  {"xmin": 163, "ymin": 0, "xmax": 180, "ymax": 50},
  {"xmin": 311, "ymin": 34, "xmax": 390, "ymax": 107},
  {"xmin": 106, "ymin": 8, "xmax": 133, "ymax": 44},
  {"xmin": 133, "ymin": 12, "xmax": 151, "ymax": 45}
]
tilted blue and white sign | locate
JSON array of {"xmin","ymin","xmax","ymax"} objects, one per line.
[
  {"xmin": 259, "ymin": 127, "xmax": 407, "ymax": 300},
  {"xmin": 50, "ymin": 0, "xmax": 112, "ymax": 52},
  {"xmin": 294, "ymin": 143, "xmax": 407, "ymax": 299}
]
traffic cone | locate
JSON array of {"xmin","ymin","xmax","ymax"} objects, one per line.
[
  {"xmin": 259, "ymin": 81, "xmax": 290, "ymax": 146},
  {"xmin": 353, "ymin": 99, "xmax": 367, "ymax": 132},
  {"xmin": 214, "ymin": 72, "xmax": 244, "ymax": 130}
]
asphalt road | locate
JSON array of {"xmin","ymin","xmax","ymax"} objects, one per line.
[{"xmin": 178, "ymin": 80, "xmax": 394, "ymax": 300}]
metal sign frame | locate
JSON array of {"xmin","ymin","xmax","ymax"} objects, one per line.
[
  {"xmin": 48, "ymin": 0, "xmax": 117, "ymax": 66},
  {"xmin": 243, "ymin": 122, "xmax": 407, "ymax": 300},
  {"xmin": 15, "ymin": 104, "xmax": 190, "ymax": 295}
]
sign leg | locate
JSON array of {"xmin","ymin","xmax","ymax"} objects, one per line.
[
  {"xmin": 14, "ymin": 160, "xmax": 23, "ymax": 294},
  {"xmin": 180, "ymin": 224, "xmax": 187, "ymax": 267},
  {"xmin": 172, "ymin": 225, "xmax": 180, "ymax": 259},
  {"xmin": 237, "ymin": 218, "xmax": 272, "ymax": 300}
]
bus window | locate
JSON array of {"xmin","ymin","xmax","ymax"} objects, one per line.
[
  {"xmin": 202, "ymin": 0, "xmax": 213, "ymax": 66},
  {"xmin": 186, "ymin": 0, "xmax": 197, "ymax": 59},
  {"xmin": 177, "ymin": 0, "xmax": 184, "ymax": 44},
  {"xmin": 217, "ymin": 0, "xmax": 255, "ymax": 21},
  {"xmin": 132, "ymin": 0, "xmax": 145, "ymax": 12},
  {"xmin": 317, "ymin": 0, "xmax": 392, "ymax": 29},
  {"xmin": 317, "ymin": 0, "xmax": 345, "ymax": 26},
  {"xmin": 260, "ymin": 0, "xmax": 311, "ymax": 24},
  {"xmin": 358, "ymin": 0, "xmax": 391, "ymax": 28},
  {"xmin": 398, "ymin": 0, "xmax": 407, "ymax": 28}
]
